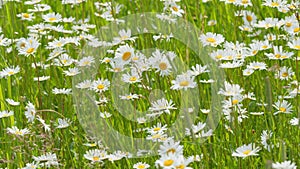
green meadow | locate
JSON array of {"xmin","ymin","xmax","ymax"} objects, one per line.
[{"xmin": 0, "ymin": 0, "xmax": 299, "ymax": 168}]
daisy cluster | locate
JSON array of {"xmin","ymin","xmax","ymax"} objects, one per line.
[{"xmin": 0, "ymin": 0, "xmax": 299, "ymax": 168}]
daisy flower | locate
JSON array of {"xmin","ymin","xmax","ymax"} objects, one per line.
[
  {"xmin": 28, "ymin": 4, "xmax": 51, "ymax": 12},
  {"xmin": 25, "ymin": 101, "xmax": 36, "ymax": 122},
  {"xmin": 275, "ymin": 66, "xmax": 294, "ymax": 80},
  {"xmin": 76, "ymin": 80, "xmax": 93, "ymax": 89},
  {"xmin": 148, "ymin": 98, "xmax": 177, "ymax": 116},
  {"xmin": 254, "ymin": 17, "xmax": 278, "ymax": 29},
  {"xmin": 17, "ymin": 37, "xmax": 40, "ymax": 56},
  {"xmin": 247, "ymin": 61, "xmax": 267, "ymax": 70},
  {"xmin": 119, "ymin": 93, "xmax": 140, "ymax": 100},
  {"xmin": 0, "ymin": 110, "xmax": 14, "ymax": 118},
  {"xmin": 122, "ymin": 69, "xmax": 141, "ymax": 84},
  {"xmin": 199, "ymin": 32, "xmax": 225, "ymax": 47},
  {"xmin": 169, "ymin": 3, "xmax": 184, "ymax": 17},
  {"xmin": 290, "ymin": 117, "xmax": 299, "ymax": 126},
  {"xmin": 218, "ymin": 81, "xmax": 244, "ymax": 96},
  {"xmin": 91, "ymin": 78, "xmax": 110, "ymax": 93},
  {"xmin": 7, "ymin": 126, "xmax": 30, "ymax": 136},
  {"xmin": 84, "ymin": 149, "xmax": 107, "ymax": 163},
  {"xmin": 115, "ymin": 44, "xmax": 135, "ymax": 63},
  {"xmin": 63, "ymin": 67, "xmax": 81, "ymax": 76},
  {"xmin": 265, "ymin": 46, "xmax": 294, "ymax": 60},
  {"xmin": 273, "ymin": 100, "xmax": 293, "ymax": 115},
  {"xmin": 55, "ymin": 118, "xmax": 71, "ymax": 129},
  {"xmin": 113, "ymin": 29, "xmax": 136, "ymax": 44},
  {"xmin": 77, "ymin": 56, "xmax": 95, "ymax": 67},
  {"xmin": 1, "ymin": 65, "xmax": 20, "ymax": 77},
  {"xmin": 42, "ymin": 12, "xmax": 62, "ymax": 23},
  {"xmin": 99, "ymin": 111, "xmax": 112, "ymax": 118},
  {"xmin": 261, "ymin": 130, "xmax": 274, "ymax": 151},
  {"xmin": 287, "ymin": 37, "xmax": 300, "ymax": 50},
  {"xmin": 232, "ymin": 143, "xmax": 261, "ymax": 158},
  {"xmin": 155, "ymin": 153, "xmax": 178, "ymax": 169},
  {"xmin": 24, "ymin": 0, "xmax": 41, "ymax": 5},
  {"xmin": 52, "ymin": 88, "xmax": 72, "ymax": 95},
  {"xmin": 33, "ymin": 76, "xmax": 50, "ymax": 81},
  {"xmin": 272, "ymin": 160, "xmax": 297, "ymax": 169},
  {"xmin": 147, "ymin": 123, "xmax": 168, "ymax": 135},
  {"xmin": 33, "ymin": 152, "xmax": 59, "ymax": 167},
  {"xmin": 5, "ymin": 98, "xmax": 20, "ymax": 106},
  {"xmin": 171, "ymin": 73, "xmax": 197, "ymax": 90},
  {"xmin": 133, "ymin": 162, "xmax": 150, "ymax": 169},
  {"xmin": 17, "ymin": 13, "xmax": 35, "ymax": 21}
]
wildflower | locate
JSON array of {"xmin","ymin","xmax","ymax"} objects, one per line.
[
  {"xmin": 148, "ymin": 98, "xmax": 177, "ymax": 117},
  {"xmin": 52, "ymin": 88, "xmax": 72, "ymax": 95},
  {"xmin": 84, "ymin": 149, "xmax": 107, "ymax": 163},
  {"xmin": 63, "ymin": 67, "xmax": 81, "ymax": 76},
  {"xmin": 232, "ymin": 143, "xmax": 261, "ymax": 158},
  {"xmin": 42, "ymin": 12, "xmax": 62, "ymax": 23},
  {"xmin": 7, "ymin": 126, "xmax": 30, "ymax": 136},
  {"xmin": 171, "ymin": 73, "xmax": 197, "ymax": 90},
  {"xmin": 17, "ymin": 13, "xmax": 35, "ymax": 21},
  {"xmin": 275, "ymin": 66, "xmax": 294, "ymax": 80},
  {"xmin": 133, "ymin": 162, "xmax": 150, "ymax": 169},
  {"xmin": 33, "ymin": 152, "xmax": 59, "ymax": 167},
  {"xmin": 0, "ymin": 110, "xmax": 14, "ymax": 118},
  {"xmin": 115, "ymin": 44, "xmax": 135, "ymax": 63},
  {"xmin": 25, "ymin": 101, "xmax": 36, "ymax": 122},
  {"xmin": 0, "ymin": 65, "xmax": 20, "ymax": 77},
  {"xmin": 91, "ymin": 78, "xmax": 110, "ymax": 93},
  {"xmin": 199, "ymin": 32, "xmax": 225, "ymax": 47},
  {"xmin": 272, "ymin": 160, "xmax": 297, "ymax": 169},
  {"xmin": 55, "ymin": 118, "xmax": 71, "ymax": 129},
  {"xmin": 273, "ymin": 100, "xmax": 293, "ymax": 115}
]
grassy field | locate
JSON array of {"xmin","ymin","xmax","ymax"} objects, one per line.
[{"xmin": 0, "ymin": 0, "xmax": 299, "ymax": 168}]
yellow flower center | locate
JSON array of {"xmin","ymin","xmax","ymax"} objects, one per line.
[
  {"xmin": 121, "ymin": 35, "xmax": 129, "ymax": 40},
  {"xmin": 241, "ymin": 0, "xmax": 248, "ymax": 4},
  {"xmin": 8, "ymin": 71, "xmax": 14, "ymax": 75},
  {"xmin": 179, "ymin": 80, "xmax": 189, "ymax": 87},
  {"xmin": 243, "ymin": 150, "xmax": 251, "ymax": 155},
  {"xmin": 206, "ymin": 37, "xmax": 216, "ymax": 43},
  {"xmin": 232, "ymin": 99, "xmax": 239, "ymax": 105},
  {"xmin": 97, "ymin": 84, "xmax": 105, "ymax": 90},
  {"xmin": 262, "ymin": 45, "xmax": 268, "ymax": 49},
  {"xmin": 286, "ymin": 22, "xmax": 292, "ymax": 27},
  {"xmin": 49, "ymin": 17, "xmax": 56, "ymax": 22},
  {"xmin": 92, "ymin": 156, "xmax": 100, "ymax": 161},
  {"xmin": 151, "ymin": 134, "xmax": 161, "ymax": 139},
  {"xmin": 153, "ymin": 127, "xmax": 161, "ymax": 132},
  {"xmin": 167, "ymin": 148, "xmax": 176, "ymax": 154},
  {"xmin": 246, "ymin": 15, "xmax": 252, "ymax": 22},
  {"xmin": 56, "ymin": 42, "xmax": 62, "ymax": 47},
  {"xmin": 26, "ymin": 47, "xmax": 35, "ymax": 54},
  {"xmin": 15, "ymin": 131, "xmax": 23, "ymax": 135},
  {"xmin": 23, "ymin": 13, "xmax": 30, "ymax": 18},
  {"xmin": 176, "ymin": 164, "xmax": 185, "ymax": 169},
  {"xmin": 114, "ymin": 68, "xmax": 121, "ymax": 72},
  {"xmin": 281, "ymin": 72, "xmax": 288, "ymax": 77},
  {"xmin": 279, "ymin": 107, "xmax": 286, "ymax": 112},
  {"xmin": 294, "ymin": 45, "xmax": 300, "ymax": 50},
  {"xmin": 216, "ymin": 55, "xmax": 223, "ymax": 59},
  {"xmin": 129, "ymin": 76, "xmax": 137, "ymax": 82},
  {"xmin": 122, "ymin": 52, "xmax": 131, "ymax": 61},
  {"xmin": 137, "ymin": 165, "xmax": 146, "ymax": 169},
  {"xmin": 172, "ymin": 6, "xmax": 179, "ymax": 12},
  {"xmin": 163, "ymin": 159, "xmax": 174, "ymax": 166},
  {"xmin": 294, "ymin": 27, "xmax": 299, "ymax": 33},
  {"xmin": 252, "ymin": 50, "xmax": 258, "ymax": 55},
  {"xmin": 275, "ymin": 54, "xmax": 281, "ymax": 58},
  {"xmin": 271, "ymin": 2, "xmax": 279, "ymax": 7},
  {"xmin": 159, "ymin": 62, "xmax": 168, "ymax": 70}
]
